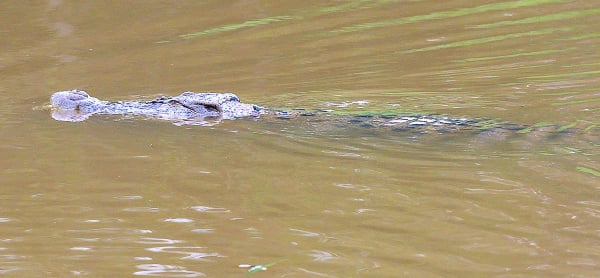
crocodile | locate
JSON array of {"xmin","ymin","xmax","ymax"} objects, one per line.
[
  {"xmin": 49, "ymin": 89, "xmax": 598, "ymax": 139},
  {"xmin": 50, "ymin": 89, "xmax": 504, "ymax": 132}
]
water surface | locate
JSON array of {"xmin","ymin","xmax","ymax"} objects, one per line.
[{"xmin": 1, "ymin": 1, "xmax": 599, "ymax": 276}]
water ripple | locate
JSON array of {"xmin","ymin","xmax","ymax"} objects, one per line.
[
  {"xmin": 189, "ymin": 206, "xmax": 230, "ymax": 213},
  {"xmin": 289, "ymin": 228, "xmax": 320, "ymax": 237},
  {"xmin": 145, "ymin": 246, "xmax": 225, "ymax": 261},
  {"xmin": 134, "ymin": 264, "xmax": 205, "ymax": 277},
  {"xmin": 309, "ymin": 250, "xmax": 339, "ymax": 262},
  {"xmin": 123, "ymin": 207, "xmax": 160, "ymax": 213},
  {"xmin": 136, "ymin": 238, "xmax": 182, "ymax": 245},
  {"xmin": 191, "ymin": 229, "xmax": 215, "ymax": 234},
  {"xmin": 164, "ymin": 218, "xmax": 194, "ymax": 223}
]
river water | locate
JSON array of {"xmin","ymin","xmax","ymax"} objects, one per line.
[{"xmin": 1, "ymin": 1, "xmax": 599, "ymax": 277}]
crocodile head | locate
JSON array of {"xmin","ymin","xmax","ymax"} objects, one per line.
[
  {"xmin": 50, "ymin": 89, "xmax": 262, "ymax": 124},
  {"xmin": 51, "ymin": 89, "xmax": 105, "ymax": 111},
  {"xmin": 50, "ymin": 90, "xmax": 108, "ymax": 122}
]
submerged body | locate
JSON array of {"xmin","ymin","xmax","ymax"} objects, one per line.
[{"xmin": 49, "ymin": 90, "xmax": 598, "ymax": 141}]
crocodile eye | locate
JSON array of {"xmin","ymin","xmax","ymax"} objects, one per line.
[
  {"xmin": 228, "ymin": 95, "xmax": 240, "ymax": 102},
  {"xmin": 68, "ymin": 91, "xmax": 90, "ymax": 101},
  {"xmin": 72, "ymin": 90, "xmax": 89, "ymax": 97}
]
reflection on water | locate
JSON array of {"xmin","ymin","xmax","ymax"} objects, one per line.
[{"xmin": 1, "ymin": 0, "xmax": 599, "ymax": 277}]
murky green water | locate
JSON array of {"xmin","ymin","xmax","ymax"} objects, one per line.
[{"xmin": 1, "ymin": 1, "xmax": 599, "ymax": 277}]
